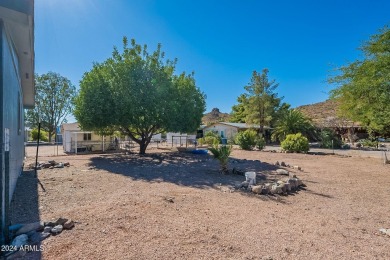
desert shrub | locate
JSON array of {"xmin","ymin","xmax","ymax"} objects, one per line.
[
  {"xmin": 359, "ymin": 139, "xmax": 378, "ymax": 148},
  {"xmin": 319, "ymin": 129, "xmax": 342, "ymax": 149},
  {"xmin": 235, "ymin": 129, "xmax": 258, "ymax": 150},
  {"xmin": 31, "ymin": 128, "xmax": 49, "ymax": 142},
  {"xmin": 199, "ymin": 131, "xmax": 221, "ymax": 146},
  {"xmin": 281, "ymin": 133, "xmax": 309, "ymax": 153},
  {"xmin": 255, "ymin": 135, "xmax": 266, "ymax": 150},
  {"xmin": 209, "ymin": 145, "xmax": 232, "ymax": 174}
]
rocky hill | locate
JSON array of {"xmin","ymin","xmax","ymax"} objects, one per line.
[
  {"xmin": 202, "ymin": 108, "xmax": 230, "ymax": 125},
  {"xmin": 297, "ymin": 99, "xmax": 339, "ymax": 124}
]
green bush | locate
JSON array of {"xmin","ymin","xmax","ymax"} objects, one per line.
[
  {"xmin": 359, "ymin": 139, "xmax": 378, "ymax": 148},
  {"xmin": 235, "ymin": 129, "xmax": 257, "ymax": 150},
  {"xmin": 199, "ymin": 131, "xmax": 221, "ymax": 146},
  {"xmin": 281, "ymin": 133, "xmax": 309, "ymax": 153},
  {"xmin": 209, "ymin": 145, "xmax": 232, "ymax": 174},
  {"xmin": 31, "ymin": 128, "xmax": 49, "ymax": 142},
  {"xmin": 255, "ymin": 135, "xmax": 266, "ymax": 150},
  {"xmin": 319, "ymin": 129, "xmax": 342, "ymax": 149}
]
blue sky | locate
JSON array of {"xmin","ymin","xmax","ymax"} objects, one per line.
[{"xmin": 35, "ymin": 0, "xmax": 389, "ymax": 117}]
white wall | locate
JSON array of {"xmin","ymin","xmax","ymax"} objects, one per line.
[{"xmin": 203, "ymin": 124, "xmax": 238, "ymax": 139}]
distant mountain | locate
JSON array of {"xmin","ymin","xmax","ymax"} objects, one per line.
[{"xmin": 202, "ymin": 108, "xmax": 230, "ymax": 125}]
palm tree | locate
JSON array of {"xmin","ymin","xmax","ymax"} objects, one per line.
[
  {"xmin": 272, "ymin": 109, "xmax": 316, "ymax": 142},
  {"xmin": 209, "ymin": 145, "xmax": 232, "ymax": 174}
]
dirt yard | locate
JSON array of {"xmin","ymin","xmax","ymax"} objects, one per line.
[{"xmin": 12, "ymin": 147, "xmax": 390, "ymax": 259}]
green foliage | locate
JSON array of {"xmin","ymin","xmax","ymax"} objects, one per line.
[
  {"xmin": 281, "ymin": 133, "xmax": 309, "ymax": 153},
  {"xmin": 319, "ymin": 129, "xmax": 342, "ymax": 149},
  {"xmin": 272, "ymin": 109, "xmax": 317, "ymax": 142},
  {"xmin": 255, "ymin": 135, "xmax": 266, "ymax": 150},
  {"xmin": 235, "ymin": 129, "xmax": 258, "ymax": 150},
  {"xmin": 209, "ymin": 145, "xmax": 232, "ymax": 174},
  {"xmin": 359, "ymin": 139, "xmax": 378, "ymax": 148},
  {"xmin": 26, "ymin": 72, "xmax": 76, "ymax": 142},
  {"xmin": 74, "ymin": 37, "xmax": 206, "ymax": 154},
  {"xmin": 231, "ymin": 69, "xmax": 284, "ymax": 135},
  {"xmin": 31, "ymin": 128, "xmax": 49, "ymax": 142},
  {"xmin": 229, "ymin": 94, "xmax": 248, "ymax": 123},
  {"xmin": 329, "ymin": 26, "xmax": 390, "ymax": 135},
  {"xmin": 199, "ymin": 131, "xmax": 221, "ymax": 146}
]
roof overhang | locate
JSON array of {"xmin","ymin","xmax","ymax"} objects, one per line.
[{"xmin": 0, "ymin": 0, "xmax": 34, "ymax": 108}]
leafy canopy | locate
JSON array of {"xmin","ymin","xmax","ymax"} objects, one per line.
[
  {"xmin": 271, "ymin": 109, "xmax": 316, "ymax": 142},
  {"xmin": 74, "ymin": 37, "xmax": 206, "ymax": 154},
  {"xmin": 26, "ymin": 72, "xmax": 76, "ymax": 142},
  {"xmin": 329, "ymin": 26, "xmax": 390, "ymax": 135}
]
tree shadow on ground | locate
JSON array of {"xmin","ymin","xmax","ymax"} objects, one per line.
[{"xmin": 88, "ymin": 152, "xmax": 281, "ymax": 190}]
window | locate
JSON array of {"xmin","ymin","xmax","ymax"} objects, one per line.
[{"xmin": 83, "ymin": 133, "xmax": 91, "ymax": 141}]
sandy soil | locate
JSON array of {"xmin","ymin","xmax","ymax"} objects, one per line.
[{"xmin": 11, "ymin": 147, "xmax": 390, "ymax": 259}]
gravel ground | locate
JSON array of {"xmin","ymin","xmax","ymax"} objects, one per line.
[{"xmin": 11, "ymin": 147, "xmax": 390, "ymax": 259}]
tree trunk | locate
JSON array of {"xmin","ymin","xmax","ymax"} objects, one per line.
[{"xmin": 139, "ymin": 141, "xmax": 147, "ymax": 155}]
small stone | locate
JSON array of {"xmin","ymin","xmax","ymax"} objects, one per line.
[
  {"xmin": 284, "ymin": 183, "xmax": 291, "ymax": 192},
  {"xmin": 54, "ymin": 163, "xmax": 64, "ymax": 168},
  {"xmin": 11, "ymin": 234, "xmax": 28, "ymax": 247},
  {"xmin": 270, "ymin": 185, "xmax": 283, "ymax": 194},
  {"xmin": 280, "ymin": 161, "xmax": 286, "ymax": 167},
  {"xmin": 379, "ymin": 228, "xmax": 390, "ymax": 236},
  {"xmin": 55, "ymin": 217, "xmax": 68, "ymax": 226},
  {"xmin": 42, "ymin": 163, "xmax": 51, "ymax": 168},
  {"xmin": 43, "ymin": 226, "xmax": 52, "ymax": 233},
  {"xmin": 293, "ymin": 165, "xmax": 301, "ymax": 171},
  {"xmin": 275, "ymin": 161, "xmax": 280, "ymax": 166},
  {"xmin": 241, "ymin": 181, "xmax": 249, "ymax": 189},
  {"xmin": 64, "ymin": 162, "xmax": 70, "ymax": 167},
  {"xmin": 51, "ymin": 225, "xmax": 63, "ymax": 235},
  {"xmin": 63, "ymin": 219, "xmax": 75, "ymax": 230},
  {"xmin": 40, "ymin": 231, "xmax": 51, "ymax": 240},
  {"xmin": 251, "ymin": 185, "xmax": 263, "ymax": 194},
  {"xmin": 289, "ymin": 173, "xmax": 297, "ymax": 178},
  {"xmin": 261, "ymin": 187, "xmax": 269, "ymax": 195},
  {"xmin": 276, "ymin": 169, "xmax": 289, "ymax": 175},
  {"xmin": 45, "ymin": 221, "xmax": 56, "ymax": 227}
]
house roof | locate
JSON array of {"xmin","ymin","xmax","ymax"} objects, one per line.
[
  {"xmin": 204, "ymin": 122, "xmax": 270, "ymax": 129},
  {"xmin": 0, "ymin": 0, "xmax": 35, "ymax": 108}
]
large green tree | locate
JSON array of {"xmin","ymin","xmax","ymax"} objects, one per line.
[
  {"xmin": 329, "ymin": 26, "xmax": 390, "ymax": 136},
  {"xmin": 74, "ymin": 37, "xmax": 206, "ymax": 154},
  {"xmin": 26, "ymin": 72, "xmax": 76, "ymax": 142},
  {"xmin": 230, "ymin": 69, "xmax": 285, "ymax": 135}
]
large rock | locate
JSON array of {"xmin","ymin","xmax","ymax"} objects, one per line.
[
  {"xmin": 276, "ymin": 169, "xmax": 289, "ymax": 175},
  {"xmin": 11, "ymin": 234, "xmax": 28, "ymax": 247},
  {"xmin": 15, "ymin": 222, "xmax": 42, "ymax": 236}
]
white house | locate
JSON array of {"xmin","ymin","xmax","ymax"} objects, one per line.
[
  {"xmin": 61, "ymin": 123, "xmax": 113, "ymax": 153},
  {"xmin": 203, "ymin": 122, "xmax": 266, "ymax": 140}
]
